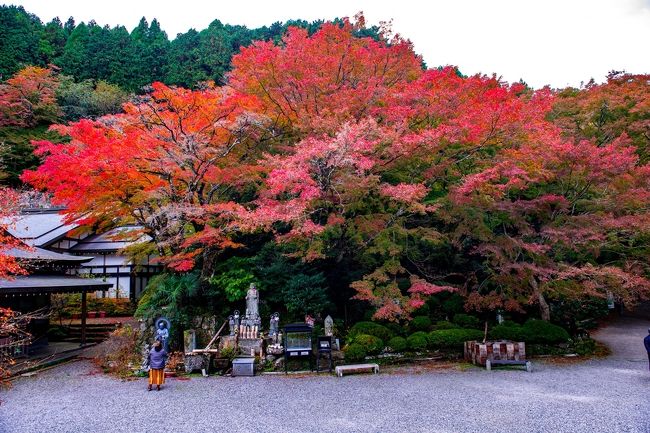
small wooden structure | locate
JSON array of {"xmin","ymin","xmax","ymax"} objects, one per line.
[{"xmin": 464, "ymin": 340, "xmax": 531, "ymax": 372}]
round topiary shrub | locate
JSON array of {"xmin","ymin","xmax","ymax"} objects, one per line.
[
  {"xmin": 523, "ymin": 319, "xmax": 570, "ymax": 344},
  {"xmin": 348, "ymin": 321, "xmax": 394, "ymax": 343},
  {"xmin": 407, "ymin": 332, "xmax": 429, "ymax": 351},
  {"xmin": 385, "ymin": 322, "xmax": 407, "ymax": 337},
  {"xmin": 490, "ymin": 323, "xmax": 527, "ymax": 341},
  {"xmin": 343, "ymin": 343, "xmax": 367, "ymax": 362},
  {"xmin": 387, "ymin": 336, "xmax": 407, "ymax": 353},
  {"xmin": 352, "ymin": 334, "xmax": 384, "ymax": 355},
  {"xmin": 433, "ymin": 320, "xmax": 459, "ymax": 330},
  {"xmin": 427, "ymin": 329, "xmax": 484, "ymax": 351},
  {"xmin": 410, "ymin": 316, "xmax": 433, "ymax": 332},
  {"xmin": 452, "ymin": 313, "xmax": 481, "ymax": 329}
]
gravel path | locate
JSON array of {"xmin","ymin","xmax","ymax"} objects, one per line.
[{"xmin": 1, "ymin": 318, "xmax": 649, "ymax": 433}]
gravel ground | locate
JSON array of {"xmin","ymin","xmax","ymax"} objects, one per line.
[{"xmin": 1, "ymin": 318, "xmax": 649, "ymax": 433}]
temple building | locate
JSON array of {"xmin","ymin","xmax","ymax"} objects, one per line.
[
  {"xmin": 4, "ymin": 207, "xmax": 160, "ymax": 301},
  {"xmin": 0, "ymin": 207, "xmax": 161, "ymax": 353}
]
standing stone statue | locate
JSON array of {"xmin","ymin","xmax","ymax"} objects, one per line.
[
  {"xmin": 245, "ymin": 283, "xmax": 260, "ymax": 320},
  {"xmin": 324, "ymin": 315, "xmax": 334, "ymax": 337},
  {"xmin": 155, "ymin": 317, "xmax": 171, "ymax": 352},
  {"xmin": 269, "ymin": 312, "xmax": 280, "ymax": 341},
  {"xmin": 233, "ymin": 310, "xmax": 240, "ymax": 333},
  {"xmin": 228, "ymin": 315, "xmax": 236, "ymax": 336}
]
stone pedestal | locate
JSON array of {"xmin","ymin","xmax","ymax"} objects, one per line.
[
  {"xmin": 239, "ymin": 338, "xmax": 264, "ymax": 357},
  {"xmin": 184, "ymin": 353, "xmax": 209, "ymax": 374}
]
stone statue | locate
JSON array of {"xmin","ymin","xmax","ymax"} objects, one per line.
[
  {"xmin": 324, "ymin": 315, "xmax": 334, "ymax": 337},
  {"xmin": 269, "ymin": 312, "xmax": 280, "ymax": 340},
  {"xmin": 233, "ymin": 310, "xmax": 240, "ymax": 335},
  {"xmin": 245, "ymin": 283, "xmax": 259, "ymax": 319},
  {"xmin": 228, "ymin": 315, "xmax": 235, "ymax": 336},
  {"xmin": 155, "ymin": 317, "xmax": 170, "ymax": 352}
]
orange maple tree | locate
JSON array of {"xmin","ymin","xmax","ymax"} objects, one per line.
[{"xmin": 0, "ymin": 66, "xmax": 60, "ymax": 128}]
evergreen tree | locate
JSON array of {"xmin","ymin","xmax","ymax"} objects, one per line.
[{"xmin": 0, "ymin": 6, "xmax": 44, "ymax": 78}]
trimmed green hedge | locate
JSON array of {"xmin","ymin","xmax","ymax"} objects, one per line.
[
  {"xmin": 427, "ymin": 329, "xmax": 484, "ymax": 351},
  {"xmin": 410, "ymin": 316, "xmax": 432, "ymax": 332},
  {"xmin": 352, "ymin": 334, "xmax": 384, "ymax": 355},
  {"xmin": 407, "ymin": 332, "xmax": 429, "ymax": 351},
  {"xmin": 490, "ymin": 323, "xmax": 527, "ymax": 341},
  {"xmin": 433, "ymin": 320, "xmax": 459, "ymax": 330},
  {"xmin": 348, "ymin": 321, "xmax": 394, "ymax": 343},
  {"xmin": 452, "ymin": 314, "xmax": 481, "ymax": 329},
  {"xmin": 489, "ymin": 320, "xmax": 570, "ymax": 344},
  {"xmin": 343, "ymin": 343, "xmax": 367, "ymax": 362},
  {"xmin": 522, "ymin": 320, "xmax": 570, "ymax": 344},
  {"xmin": 387, "ymin": 336, "xmax": 407, "ymax": 352}
]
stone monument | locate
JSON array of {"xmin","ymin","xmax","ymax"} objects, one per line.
[
  {"xmin": 236, "ymin": 283, "xmax": 263, "ymax": 356},
  {"xmin": 324, "ymin": 315, "xmax": 334, "ymax": 337},
  {"xmin": 239, "ymin": 284, "xmax": 261, "ymax": 338},
  {"xmin": 183, "ymin": 329, "xmax": 197, "ymax": 353}
]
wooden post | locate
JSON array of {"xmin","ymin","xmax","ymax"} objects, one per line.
[{"xmin": 80, "ymin": 291, "xmax": 87, "ymax": 346}]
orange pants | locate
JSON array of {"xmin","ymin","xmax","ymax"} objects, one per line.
[{"xmin": 149, "ymin": 368, "xmax": 165, "ymax": 385}]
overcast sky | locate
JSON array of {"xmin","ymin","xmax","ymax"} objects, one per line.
[{"xmin": 8, "ymin": 0, "xmax": 650, "ymax": 89}]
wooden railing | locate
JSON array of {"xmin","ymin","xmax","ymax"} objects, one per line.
[{"xmin": 0, "ymin": 336, "xmax": 32, "ymax": 358}]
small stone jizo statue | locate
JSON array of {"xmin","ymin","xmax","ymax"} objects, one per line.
[
  {"xmin": 233, "ymin": 310, "xmax": 240, "ymax": 333},
  {"xmin": 228, "ymin": 315, "xmax": 235, "ymax": 336},
  {"xmin": 269, "ymin": 312, "xmax": 280, "ymax": 343}
]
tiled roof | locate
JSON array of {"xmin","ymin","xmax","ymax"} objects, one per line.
[{"xmin": 0, "ymin": 275, "xmax": 112, "ymax": 294}]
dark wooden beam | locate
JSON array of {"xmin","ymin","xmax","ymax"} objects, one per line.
[{"xmin": 80, "ymin": 291, "xmax": 87, "ymax": 347}]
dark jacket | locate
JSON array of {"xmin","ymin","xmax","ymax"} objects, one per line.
[
  {"xmin": 644, "ymin": 334, "xmax": 650, "ymax": 353},
  {"xmin": 148, "ymin": 347, "xmax": 167, "ymax": 369}
]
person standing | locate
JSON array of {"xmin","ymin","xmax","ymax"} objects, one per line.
[
  {"xmin": 644, "ymin": 329, "xmax": 650, "ymax": 371},
  {"xmin": 147, "ymin": 340, "xmax": 167, "ymax": 391}
]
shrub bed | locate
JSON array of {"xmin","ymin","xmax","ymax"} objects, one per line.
[
  {"xmin": 343, "ymin": 343, "xmax": 367, "ymax": 362},
  {"xmin": 351, "ymin": 334, "xmax": 384, "ymax": 355},
  {"xmin": 387, "ymin": 336, "xmax": 407, "ymax": 352},
  {"xmin": 348, "ymin": 321, "xmax": 394, "ymax": 343},
  {"xmin": 410, "ymin": 316, "xmax": 432, "ymax": 332},
  {"xmin": 427, "ymin": 329, "xmax": 484, "ymax": 351},
  {"xmin": 452, "ymin": 314, "xmax": 481, "ymax": 329},
  {"xmin": 433, "ymin": 320, "xmax": 459, "ymax": 330},
  {"xmin": 489, "ymin": 320, "xmax": 569, "ymax": 345},
  {"xmin": 407, "ymin": 332, "xmax": 429, "ymax": 351}
]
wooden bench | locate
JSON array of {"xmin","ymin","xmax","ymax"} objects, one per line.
[
  {"xmin": 335, "ymin": 363, "xmax": 379, "ymax": 377},
  {"xmin": 486, "ymin": 359, "xmax": 532, "ymax": 372}
]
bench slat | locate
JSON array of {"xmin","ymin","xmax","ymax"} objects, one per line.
[{"xmin": 335, "ymin": 363, "xmax": 379, "ymax": 377}]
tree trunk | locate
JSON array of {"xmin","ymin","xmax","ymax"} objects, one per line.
[{"xmin": 529, "ymin": 276, "xmax": 551, "ymax": 321}]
